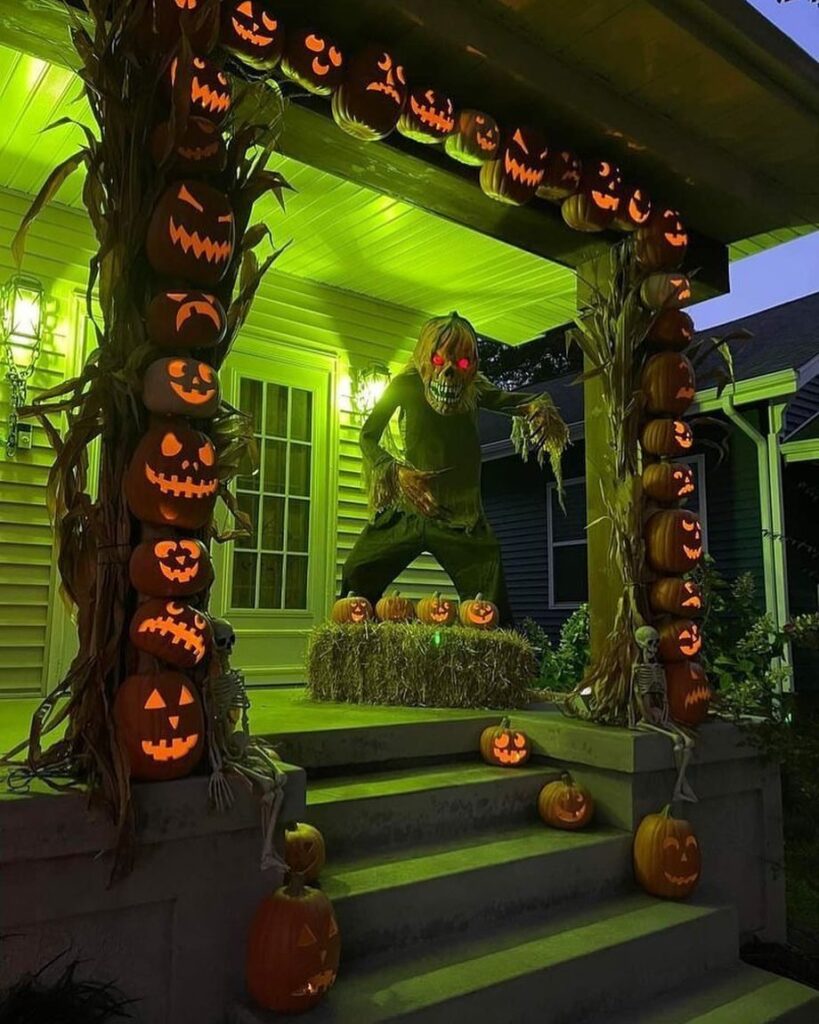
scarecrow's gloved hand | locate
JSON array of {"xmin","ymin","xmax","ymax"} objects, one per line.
[{"xmin": 397, "ymin": 465, "xmax": 451, "ymax": 519}]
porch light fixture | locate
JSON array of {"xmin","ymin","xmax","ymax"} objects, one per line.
[
  {"xmin": 351, "ymin": 362, "xmax": 391, "ymax": 418},
  {"xmin": 2, "ymin": 273, "xmax": 45, "ymax": 457}
]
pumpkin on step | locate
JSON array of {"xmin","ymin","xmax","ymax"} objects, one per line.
[
  {"xmin": 459, "ymin": 594, "xmax": 498, "ymax": 630},
  {"xmin": 375, "ymin": 590, "xmax": 416, "ymax": 622},
  {"xmin": 246, "ymin": 874, "xmax": 340, "ymax": 1013},
  {"xmin": 416, "ymin": 592, "xmax": 457, "ymax": 626},
  {"xmin": 480, "ymin": 718, "xmax": 530, "ymax": 767},
  {"xmin": 538, "ymin": 773, "xmax": 594, "ymax": 830},
  {"xmin": 284, "ymin": 822, "xmax": 326, "ymax": 883},
  {"xmin": 633, "ymin": 806, "xmax": 701, "ymax": 899},
  {"xmin": 331, "ymin": 592, "xmax": 373, "ymax": 624}
]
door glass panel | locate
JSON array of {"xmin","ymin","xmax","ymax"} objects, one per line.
[
  {"xmin": 288, "ymin": 499, "xmax": 310, "ymax": 553},
  {"xmin": 261, "ymin": 495, "xmax": 285, "ymax": 550},
  {"xmin": 259, "ymin": 553, "xmax": 283, "ymax": 609},
  {"xmin": 289, "ymin": 444, "xmax": 311, "ymax": 497},
  {"xmin": 232, "ymin": 551, "xmax": 257, "ymax": 608},
  {"xmin": 237, "ymin": 492, "xmax": 259, "ymax": 547},
  {"xmin": 290, "ymin": 388, "xmax": 312, "ymax": 442},
  {"xmin": 240, "ymin": 378, "xmax": 263, "ymax": 432},
  {"xmin": 285, "ymin": 555, "xmax": 308, "ymax": 609},
  {"xmin": 266, "ymin": 383, "xmax": 288, "ymax": 437},
  {"xmin": 264, "ymin": 439, "xmax": 287, "ymax": 493}
]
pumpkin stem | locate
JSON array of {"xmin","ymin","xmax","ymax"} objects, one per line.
[
  {"xmin": 284, "ymin": 820, "xmax": 298, "ymax": 833},
  {"xmin": 560, "ymin": 771, "xmax": 573, "ymax": 785},
  {"xmin": 475, "ymin": 592, "xmax": 484, "ymax": 600},
  {"xmin": 499, "ymin": 716, "xmax": 511, "ymax": 728},
  {"xmin": 660, "ymin": 804, "xmax": 672, "ymax": 818},
  {"xmin": 345, "ymin": 591, "xmax": 356, "ymax": 598},
  {"xmin": 285, "ymin": 871, "xmax": 307, "ymax": 898}
]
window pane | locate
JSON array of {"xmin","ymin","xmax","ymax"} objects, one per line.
[
  {"xmin": 291, "ymin": 388, "xmax": 312, "ymax": 442},
  {"xmin": 266, "ymin": 383, "xmax": 288, "ymax": 437},
  {"xmin": 261, "ymin": 495, "xmax": 285, "ymax": 550},
  {"xmin": 552, "ymin": 545, "xmax": 589, "ymax": 605},
  {"xmin": 551, "ymin": 482, "xmax": 587, "ymax": 543},
  {"xmin": 263, "ymin": 439, "xmax": 287, "ymax": 493},
  {"xmin": 259, "ymin": 553, "xmax": 283, "ymax": 609},
  {"xmin": 289, "ymin": 443, "xmax": 311, "ymax": 497},
  {"xmin": 231, "ymin": 551, "xmax": 257, "ymax": 608},
  {"xmin": 288, "ymin": 499, "xmax": 310, "ymax": 552},
  {"xmin": 236, "ymin": 443, "xmax": 260, "ymax": 492},
  {"xmin": 237, "ymin": 492, "xmax": 259, "ymax": 548},
  {"xmin": 284, "ymin": 555, "xmax": 308, "ymax": 609},
  {"xmin": 240, "ymin": 378, "xmax": 263, "ymax": 433}
]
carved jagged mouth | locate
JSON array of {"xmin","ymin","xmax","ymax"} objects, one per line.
[
  {"xmin": 192, "ymin": 77, "xmax": 231, "ymax": 115},
  {"xmin": 675, "ymin": 387, "xmax": 696, "ymax": 400},
  {"xmin": 558, "ymin": 807, "xmax": 586, "ymax": 821},
  {"xmin": 231, "ymin": 17, "xmax": 273, "ymax": 47},
  {"xmin": 427, "ymin": 378, "xmax": 464, "ymax": 414},
  {"xmin": 504, "ymin": 151, "xmax": 544, "ymax": 187},
  {"xmin": 677, "ymin": 482, "xmax": 695, "ymax": 496},
  {"xmin": 170, "ymin": 383, "xmax": 216, "ymax": 405},
  {"xmin": 680, "ymin": 640, "xmax": 702, "ymax": 657},
  {"xmin": 141, "ymin": 734, "xmax": 199, "ymax": 761},
  {"xmin": 682, "ymin": 596, "xmax": 701, "ymax": 609},
  {"xmin": 663, "ymin": 870, "xmax": 699, "ymax": 887},
  {"xmin": 685, "ymin": 685, "xmax": 711, "ymax": 708},
  {"xmin": 591, "ymin": 190, "xmax": 619, "ymax": 211},
  {"xmin": 137, "ymin": 615, "xmax": 205, "ymax": 659},
  {"xmin": 366, "ymin": 81, "xmax": 402, "ymax": 104},
  {"xmin": 410, "ymin": 96, "xmax": 454, "ymax": 134},
  {"xmin": 683, "ymin": 545, "xmax": 702, "ymax": 561},
  {"xmin": 477, "ymin": 132, "xmax": 497, "ymax": 151},
  {"xmin": 178, "ymin": 142, "xmax": 220, "ymax": 161},
  {"xmin": 169, "ymin": 219, "xmax": 232, "ymax": 265},
  {"xmin": 176, "ymin": 299, "xmax": 222, "ymax": 332},
  {"xmin": 291, "ymin": 970, "xmax": 336, "ymax": 999},
  {"xmin": 665, "ymin": 232, "xmax": 688, "ymax": 247},
  {"xmin": 145, "ymin": 465, "xmax": 218, "ymax": 499},
  {"xmin": 675, "ymin": 435, "xmax": 693, "ymax": 450},
  {"xmin": 159, "ymin": 562, "xmax": 200, "ymax": 583},
  {"xmin": 493, "ymin": 748, "xmax": 526, "ymax": 765}
]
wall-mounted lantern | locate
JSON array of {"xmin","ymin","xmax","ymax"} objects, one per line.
[
  {"xmin": 2, "ymin": 274, "xmax": 44, "ymax": 457},
  {"xmin": 350, "ymin": 362, "xmax": 391, "ymax": 419}
]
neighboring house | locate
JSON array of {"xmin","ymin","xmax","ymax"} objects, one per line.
[{"xmin": 480, "ymin": 294, "xmax": 819, "ymax": 693}]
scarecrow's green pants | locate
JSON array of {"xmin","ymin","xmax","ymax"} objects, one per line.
[{"xmin": 341, "ymin": 508, "xmax": 514, "ymax": 625}]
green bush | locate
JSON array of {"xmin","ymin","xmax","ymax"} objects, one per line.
[{"xmin": 521, "ymin": 604, "xmax": 590, "ymax": 691}]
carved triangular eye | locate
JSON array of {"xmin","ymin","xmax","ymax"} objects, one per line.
[
  {"xmin": 297, "ymin": 924, "xmax": 317, "ymax": 947},
  {"xmin": 512, "ymin": 128, "xmax": 528, "ymax": 154},
  {"xmin": 145, "ymin": 688, "xmax": 167, "ymax": 710},
  {"xmin": 179, "ymin": 685, "xmax": 195, "ymax": 706},
  {"xmin": 328, "ymin": 917, "xmax": 339, "ymax": 939}
]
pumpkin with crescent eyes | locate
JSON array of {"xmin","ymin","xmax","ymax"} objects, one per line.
[
  {"xmin": 636, "ymin": 208, "xmax": 689, "ymax": 271},
  {"xmin": 330, "ymin": 592, "xmax": 373, "ymax": 624},
  {"xmin": 642, "ymin": 461, "xmax": 695, "ymax": 505},
  {"xmin": 130, "ymin": 598, "xmax": 213, "ymax": 668},
  {"xmin": 135, "ymin": 0, "xmax": 219, "ymax": 57},
  {"xmin": 129, "ymin": 537, "xmax": 213, "ymax": 597},
  {"xmin": 375, "ymin": 590, "xmax": 416, "ymax": 622},
  {"xmin": 143, "ymin": 357, "xmax": 220, "ymax": 418},
  {"xmin": 641, "ymin": 418, "xmax": 694, "ymax": 457},
  {"xmin": 538, "ymin": 773, "xmax": 594, "ymax": 830},
  {"xmin": 649, "ymin": 577, "xmax": 704, "ymax": 618},
  {"xmin": 645, "ymin": 509, "xmax": 704, "ymax": 574},
  {"xmin": 658, "ymin": 618, "xmax": 702, "ymax": 663},
  {"xmin": 647, "ymin": 309, "xmax": 694, "ymax": 352},
  {"xmin": 220, "ymin": 0, "xmax": 283, "ymax": 70},
  {"xmin": 634, "ymin": 806, "xmax": 701, "ymax": 900},
  {"xmin": 146, "ymin": 181, "xmax": 235, "ymax": 286},
  {"xmin": 562, "ymin": 160, "xmax": 623, "ymax": 231},
  {"xmin": 445, "ymin": 110, "xmax": 500, "ymax": 166},
  {"xmin": 537, "ymin": 148, "xmax": 582, "ymax": 202},
  {"xmin": 480, "ymin": 718, "xmax": 530, "ymax": 767},
  {"xmin": 150, "ymin": 117, "xmax": 227, "ymax": 176},
  {"xmin": 397, "ymin": 87, "xmax": 456, "ymax": 144},
  {"xmin": 281, "ymin": 29, "xmax": 344, "ymax": 94},
  {"xmin": 612, "ymin": 184, "xmax": 652, "ymax": 232},
  {"xmin": 114, "ymin": 672, "xmax": 205, "ymax": 782},
  {"xmin": 641, "ymin": 352, "xmax": 696, "ymax": 417},
  {"xmin": 332, "ymin": 47, "xmax": 407, "ymax": 141},
  {"xmin": 416, "ymin": 592, "xmax": 457, "ymax": 626},
  {"xmin": 284, "ymin": 822, "xmax": 326, "ymax": 883},
  {"xmin": 147, "ymin": 291, "xmax": 226, "ymax": 350},
  {"xmin": 641, "ymin": 273, "xmax": 693, "ymax": 311},
  {"xmin": 167, "ymin": 56, "xmax": 232, "ymax": 125},
  {"xmin": 480, "ymin": 126, "xmax": 548, "ymax": 206},
  {"xmin": 125, "ymin": 421, "xmax": 218, "ymax": 529},
  {"xmin": 459, "ymin": 593, "xmax": 499, "ymax": 630},
  {"xmin": 666, "ymin": 661, "xmax": 712, "ymax": 726}
]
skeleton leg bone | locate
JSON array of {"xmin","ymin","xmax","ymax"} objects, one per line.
[{"xmin": 635, "ymin": 721, "xmax": 698, "ymax": 804}]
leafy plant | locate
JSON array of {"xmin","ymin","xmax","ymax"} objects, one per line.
[{"xmin": 522, "ymin": 605, "xmax": 590, "ymax": 691}]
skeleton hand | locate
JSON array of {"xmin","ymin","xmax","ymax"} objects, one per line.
[{"xmin": 398, "ymin": 466, "xmax": 450, "ymax": 518}]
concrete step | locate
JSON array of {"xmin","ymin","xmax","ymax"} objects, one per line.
[
  {"xmin": 228, "ymin": 895, "xmax": 738, "ymax": 1024},
  {"xmin": 306, "ymin": 762, "xmax": 561, "ymax": 858},
  {"xmin": 592, "ymin": 962, "xmax": 819, "ymax": 1023},
  {"xmin": 322, "ymin": 824, "xmax": 633, "ymax": 961}
]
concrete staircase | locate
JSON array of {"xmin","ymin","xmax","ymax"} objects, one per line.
[{"xmin": 229, "ymin": 712, "xmax": 819, "ymax": 1024}]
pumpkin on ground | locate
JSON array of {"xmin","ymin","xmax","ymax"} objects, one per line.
[
  {"xmin": 658, "ymin": 618, "xmax": 703, "ymax": 663},
  {"xmin": 538, "ymin": 773, "xmax": 594, "ymax": 830},
  {"xmin": 416, "ymin": 592, "xmax": 457, "ymax": 626},
  {"xmin": 375, "ymin": 590, "xmax": 416, "ymax": 622},
  {"xmin": 246, "ymin": 874, "xmax": 340, "ymax": 1013},
  {"xmin": 666, "ymin": 661, "xmax": 712, "ymax": 726},
  {"xmin": 649, "ymin": 577, "xmax": 703, "ymax": 617},
  {"xmin": 459, "ymin": 593, "xmax": 499, "ymax": 630},
  {"xmin": 331, "ymin": 592, "xmax": 373, "ymax": 624},
  {"xmin": 284, "ymin": 822, "xmax": 326, "ymax": 883},
  {"xmin": 633, "ymin": 805, "xmax": 701, "ymax": 899},
  {"xmin": 645, "ymin": 509, "xmax": 704, "ymax": 574},
  {"xmin": 480, "ymin": 718, "xmax": 530, "ymax": 767}
]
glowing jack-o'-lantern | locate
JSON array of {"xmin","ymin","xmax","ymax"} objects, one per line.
[
  {"xmin": 649, "ymin": 577, "xmax": 704, "ymax": 618},
  {"xmin": 246, "ymin": 874, "xmax": 340, "ymax": 1013},
  {"xmin": 641, "ymin": 273, "xmax": 693, "ymax": 311},
  {"xmin": 645, "ymin": 509, "xmax": 703, "ymax": 574},
  {"xmin": 220, "ymin": 0, "xmax": 283, "ymax": 70},
  {"xmin": 146, "ymin": 291, "xmax": 227, "ymax": 350},
  {"xmin": 612, "ymin": 184, "xmax": 652, "ymax": 232},
  {"xmin": 537, "ymin": 149, "xmax": 582, "ymax": 202},
  {"xmin": 459, "ymin": 593, "xmax": 499, "ymax": 630},
  {"xmin": 562, "ymin": 160, "xmax": 623, "ymax": 231},
  {"xmin": 130, "ymin": 598, "xmax": 212, "ymax": 668},
  {"xmin": 641, "ymin": 418, "xmax": 693, "ymax": 457},
  {"xmin": 634, "ymin": 806, "xmax": 701, "ymax": 900},
  {"xmin": 397, "ymin": 87, "xmax": 456, "ymax": 144},
  {"xmin": 143, "ymin": 357, "xmax": 220, "ymax": 418},
  {"xmin": 375, "ymin": 590, "xmax": 416, "ymax": 622},
  {"xmin": 444, "ymin": 110, "xmax": 500, "ymax": 166},
  {"xmin": 150, "ymin": 117, "xmax": 226, "ymax": 176},
  {"xmin": 135, "ymin": 0, "xmax": 219, "ymax": 57},
  {"xmin": 480, "ymin": 718, "xmax": 530, "ymax": 767},
  {"xmin": 647, "ymin": 309, "xmax": 694, "ymax": 352},
  {"xmin": 642, "ymin": 461, "xmax": 695, "ymax": 504},
  {"xmin": 641, "ymin": 352, "xmax": 696, "ymax": 417},
  {"xmin": 332, "ymin": 47, "xmax": 407, "ymax": 141},
  {"xmin": 538, "ymin": 773, "xmax": 594, "ymax": 831},
  {"xmin": 666, "ymin": 661, "xmax": 712, "ymax": 726},
  {"xmin": 125, "ymin": 422, "xmax": 218, "ymax": 529},
  {"xmin": 636, "ymin": 208, "xmax": 689, "ymax": 271},
  {"xmin": 658, "ymin": 619, "xmax": 702, "ymax": 663},
  {"xmin": 146, "ymin": 181, "xmax": 234, "ymax": 286},
  {"xmin": 330, "ymin": 592, "xmax": 373, "ymax": 624},
  {"xmin": 129, "ymin": 537, "xmax": 213, "ymax": 598},
  {"xmin": 284, "ymin": 822, "xmax": 326, "ymax": 883},
  {"xmin": 281, "ymin": 29, "xmax": 344, "ymax": 95},
  {"xmin": 168, "ymin": 56, "xmax": 232, "ymax": 125},
  {"xmin": 114, "ymin": 672, "xmax": 204, "ymax": 782},
  {"xmin": 416, "ymin": 592, "xmax": 457, "ymax": 626},
  {"xmin": 480, "ymin": 127, "xmax": 548, "ymax": 206}
]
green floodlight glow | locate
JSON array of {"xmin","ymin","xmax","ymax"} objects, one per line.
[
  {"xmin": 431, "ymin": 629, "xmax": 443, "ymax": 647},
  {"xmin": 2, "ymin": 274, "xmax": 44, "ymax": 348}
]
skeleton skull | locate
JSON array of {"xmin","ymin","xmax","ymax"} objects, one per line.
[
  {"xmin": 635, "ymin": 625, "xmax": 660, "ymax": 664},
  {"xmin": 212, "ymin": 616, "xmax": 236, "ymax": 655},
  {"xmin": 413, "ymin": 311, "xmax": 478, "ymax": 415}
]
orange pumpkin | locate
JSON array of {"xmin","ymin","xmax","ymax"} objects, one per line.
[
  {"xmin": 645, "ymin": 509, "xmax": 704, "ymax": 574},
  {"xmin": 611, "ymin": 184, "xmax": 652, "ymax": 232},
  {"xmin": 633, "ymin": 806, "xmax": 701, "ymax": 899},
  {"xmin": 220, "ymin": 0, "xmax": 284, "ymax": 71},
  {"xmin": 375, "ymin": 589, "xmax": 416, "ymax": 622},
  {"xmin": 642, "ymin": 462, "xmax": 695, "ymax": 504},
  {"xmin": 331, "ymin": 592, "xmax": 373, "ymax": 624},
  {"xmin": 130, "ymin": 599, "xmax": 213, "ymax": 669},
  {"xmin": 636, "ymin": 208, "xmax": 689, "ymax": 271},
  {"xmin": 146, "ymin": 291, "xmax": 226, "ymax": 350},
  {"xmin": 166, "ymin": 56, "xmax": 232, "ymax": 125},
  {"xmin": 459, "ymin": 593, "xmax": 499, "ymax": 630},
  {"xmin": 647, "ymin": 309, "xmax": 694, "ymax": 352},
  {"xmin": 150, "ymin": 117, "xmax": 226, "ymax": 176},
  {"xmin": 397, "ymin": 86, "xmax": 456, "ymax": 144},
  {"xmin": 284, "ymin": 822, "xmax": 326, "ymax": 883},
  {"xmin": 666, "ymin": 661, "xmax": 712, "ymax": 726},
  {"xmin": 538, "ymin": 773, "xmax": 594, "ymax": 830},
  {"xmin": 143, "ymin": 357, "xmax": 220, "ymax": 418},
  {"xmin": 416, "ymin": 592, "xmax": 457, "ymax": 626},
  {"xmin": 658, "ymin": 618, "xmax": 702, "ymax": 662},
  {"xmin": 641, "ymin": 418, "xmax": 694, "ymax": 457},
  {"xmin": 641, "ymin": 352, "xmax": 696, "ymax": 417},
  {"xmin": 444, "ymin": 110, "xmax": 500, "ymax": 166},
  {"xmin": 145, "ymin": 180, "xmax": 235, "ymax": 287},
  {"xmin": 641, "ymin": 273, "xmax": 692, "ymax": 310},
  {"xmin": 129, "ymin": 537, "xmax": 213, "ymax": 598},
  {"xmin": 480, "ymin": 127, "xmax": 547, "ymax": 206},
  {"xmin": 331, "ymin": 47, "xmax": 407, "ymax": 141},
  {"xmin": 649, "ymin": 578, "xmax": 703, "ymax": 617},
  {"xmin": 561, "ymin": 159, "xmax": 623, "ymax": 230},
  {"xmin": 480, "ymin": 718, "xmax": 530, "ymax": 767},
  {"xmin": 281, "ymin": 28, "xmax": 344, "ymax": 95},
  {"xmin": 537, "ymin": 149, "xmax": 582, "ymax": 202}
]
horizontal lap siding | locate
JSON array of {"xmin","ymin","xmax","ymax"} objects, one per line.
[{"xmin": 785, "ymin": 378, "xmax": 819, "ymax": 437}]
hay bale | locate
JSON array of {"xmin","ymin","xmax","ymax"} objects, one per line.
[{"xmin": 306, "ymin": 622, "xmax": 536, "ymax": 708}]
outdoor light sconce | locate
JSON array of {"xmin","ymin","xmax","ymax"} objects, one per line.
[
  {"xmin": 2, "ymin": 273, "xmax": 44, "ymax": 457},
  {"xmin": 350, "ymin": 362, "xmax": 391, "ymax": 419}
]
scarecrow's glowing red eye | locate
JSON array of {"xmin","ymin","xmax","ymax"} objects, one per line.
[
  {"xmin": 431, "ymin": 353, "xmax": 445, "ymax": 366},
  {"xmin": 457, "ymin": 358, "xmax": 470, "ymax": 370}
]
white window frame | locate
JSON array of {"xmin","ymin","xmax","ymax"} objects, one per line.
[
  {"xmin": 546, "ymin": 475, "xmax": 588, "ymax": 610},
  {"xmin": 677, "ymin": 452, "xmax": 709, "ymax": 553}
]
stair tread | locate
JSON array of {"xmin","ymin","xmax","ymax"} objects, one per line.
[{"xmin": 323, "ymin": 823, "xmax": 629, "ymax": 900}]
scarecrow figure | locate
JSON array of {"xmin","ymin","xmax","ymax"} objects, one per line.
[{"xmin": 341, "ymin": 312, "xmax": 569, "ymax": 624}]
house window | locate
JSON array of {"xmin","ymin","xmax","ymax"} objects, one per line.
[{"xmin": 231, "ymin": 378, "xmax": 313, "ymax": 610}]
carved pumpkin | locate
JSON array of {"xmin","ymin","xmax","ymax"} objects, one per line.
[
  {"xmin": 416, "ymin": 592, "xmax": 457, "ymax": 626},
  {"xmin": 480, "ymin": 718, "xmax": 530, "ymax": 767},
  {"xmin": 167, "ymin": 56, "xmax": 232, "ymax": 125},
  {"xmin": 666, "ymin": 661, "xmax": 712, "ymax": 726},
  {"xmin": 536, "ymin": 149, "xmax": 582, "ymax": 202},
  {"xmin": 331, "ymin": 47, "xmax": 407, "ymax": 141},
  {"xmin": 114, "ymin": 672, "xmax": 204, "ymax": 781},
  {"xmin": 125, "ymin": 422, "xmax": 218, "ymax": 529},
  {"xmin": 641, "ymin": 273, "xmax": 693, "ymax": 310},
  {"xmin": 135, "ymin": 0, "xmax": 219, "ymax": 57},
  {"xmin": 658, "ymin": 618, "xmax": 702, "ymax": 663},
  {"xmin": 645, "ymin": 509, "xmax": 704, "ymax": 574},
  {"xmin": 130, "ymin": 598, "xmax": 213, "ymax": 668},
  {"xmin": 538, "ymin": 773, "xmax": 594, "ymax": 830},
  {"xmin": 330, "ymin": 592, "xmax": 373, "ymax": 624},
  {"xmin": 143, "ymin": 357, "xmax": 220, "ymax": 418},
  {"xmin": 641, "ymin": 352, "xmax": 696, "ymax": 417},
  {"xmin": 636, "ymin": 208, "xmax": 689, "ymax": 271},
  {"xmin": 375, "ymin": 590, "xmax": 416, "ymax": 622},
  {"xmin": 146, "ymin": 290, "xmax": 226, "ymax": 350},
  {"xmin": 641, "ymin": 418, "xmax": 694, "ymax": 456},
  {"xmin": 459, "ymin": 593, "xmax": 499, "ymax": 630},
  {"xmin": 150, "ymin": 117, "xmax": 226, "ymax": 176},
  {"xmin": 281, "ymin": 29, "xmax": 344, "ymax": 94},
  {"xmin": 642, "ymin": 461, "xmax": 695, "ymax": 504},
  {"xmin": 146, "ymin": 181, "xmax": 235, "ymax": 286},
  {"xmin": 397, "ymin": 87, "xmax": 456, "ymax": 144},
  {"xmin": 633, "ymin": 806, "xmax": 701, "ymax": 900},
  {"xmin": 284, "ymin": 822, "xmax": 326, "ymax": 883},
  {"xmin": 647, "ymin": 309, "xmax": 694, "ymax": 352},
  {"xmin": 414, "ymin": 311, "xmax": 479, "ymax": 415},
  {"xmin": 480, "ymin": 127, "xmax": 548, "ymax": 206},
  {"xmin": 562, "ymin": 160, "xmax": 623, "ymax": 230},
  {"xmin": 220, "ymin": 0, "xmax": 283, "ymax": 70},
  {"xmin": 444, "ymin": 110, "xmax": 500, "ymax": 166},
  {"xmin": 649, "ymin": 577, "xmax": 704, "ymax": 618},
  {"xmin": 611, "ymin": 184, "xmax": 652, "ymax": 232},
  {"xmin": 246, "ymin": 874, "xmax": 340, "ymax": 1013},
  {"xmin": 129, "ymin": 537, "xmax": 213, "ymax": 597}
]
